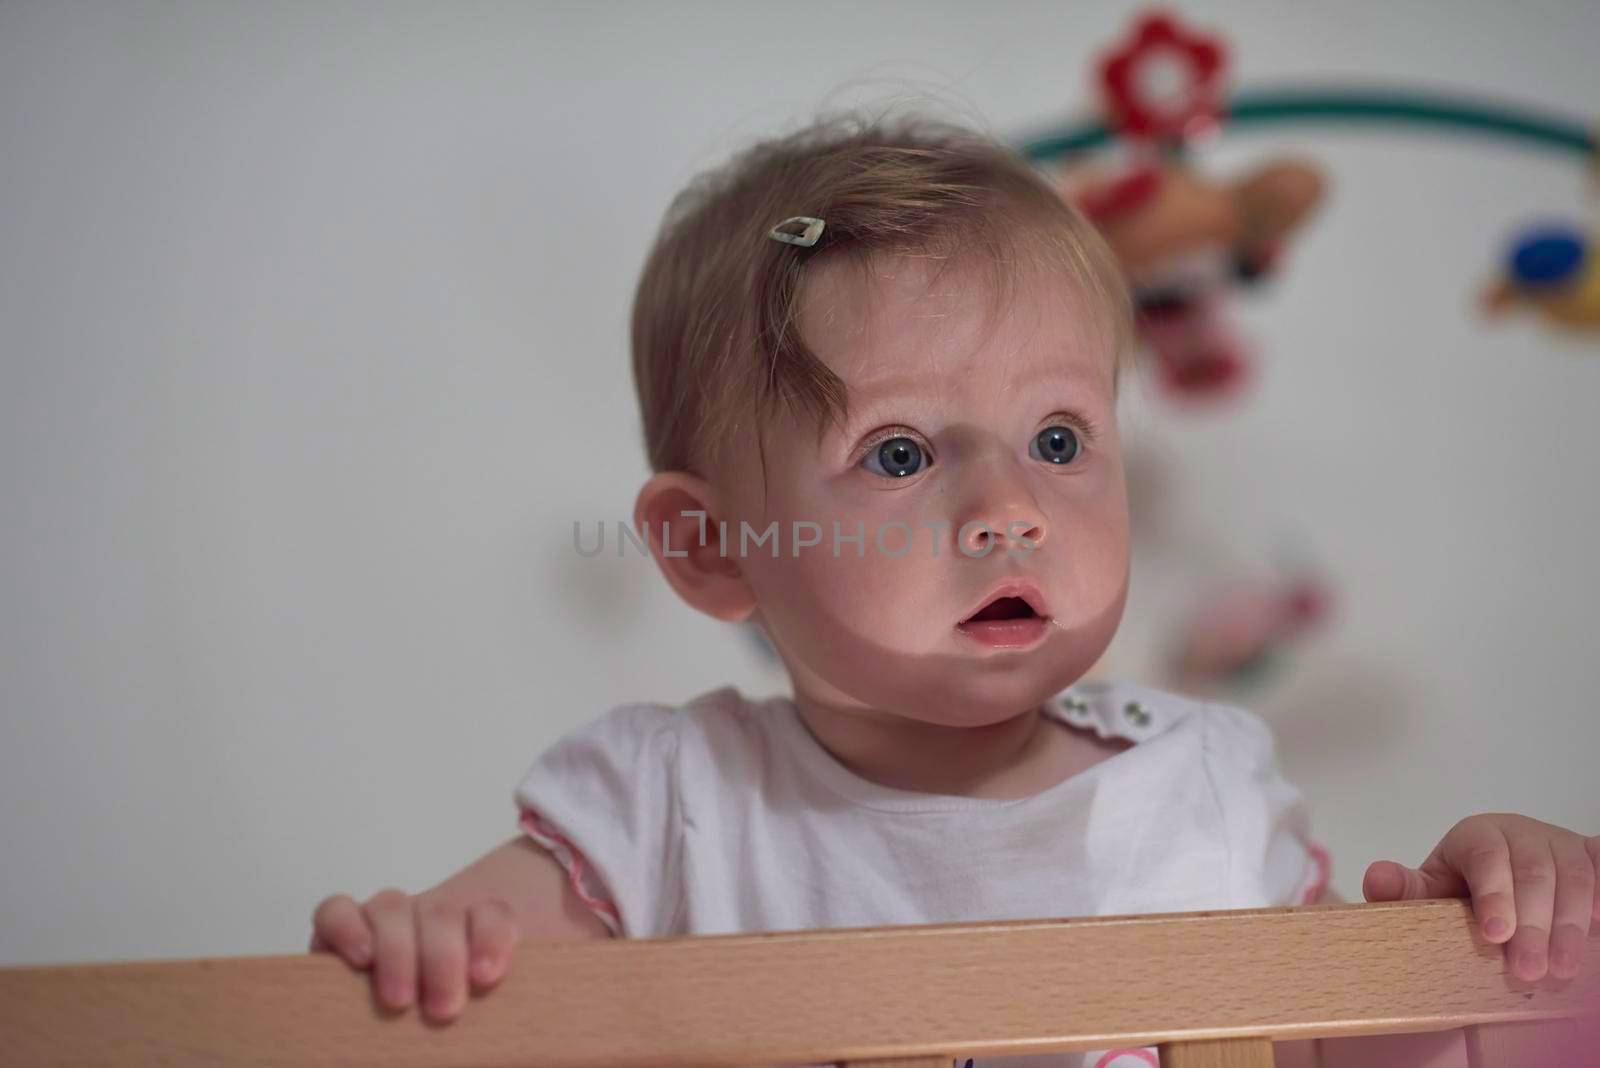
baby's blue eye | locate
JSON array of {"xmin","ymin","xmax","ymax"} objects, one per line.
[
  {"xmin": 1031, "ymin": 425, "xmax": 1080, "ymax": 465},
  {"xmin": 863, "ymin": 436, "xmax": 926, "ymax": 478}
]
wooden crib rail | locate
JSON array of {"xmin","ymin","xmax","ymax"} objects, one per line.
[{"xmin": 2, "ymin": 899, "xmax": 1596, "ymax": 1067}]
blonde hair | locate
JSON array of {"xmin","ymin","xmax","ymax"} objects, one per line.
[{"xmin": 630, "ymin": 111, "xmax": 1132, "ymax": 475}]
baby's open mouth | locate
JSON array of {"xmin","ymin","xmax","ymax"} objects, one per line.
[
  {"xmin": 955, "ymin": 584, "xmax": 1052, "ymax": 653},
  {"xmin": 957, "ymin": 589, "xmax": 1051, "ymax": 650},
  {"xmin": 963, "ymin": 596, "xmax": 1040, "ymax": 623}
]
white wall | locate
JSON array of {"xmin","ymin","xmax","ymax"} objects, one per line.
[{"xmin": 2, "ymin": 0, "xmax": 1595, "ymax": 966}]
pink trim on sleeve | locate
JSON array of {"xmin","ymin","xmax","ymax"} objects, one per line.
[
  {"xmin": 1299, "ymin": 840, "xmax": 1333, "ymax": 905},
  {"xmin": 519, "ymin": 807, "xmax": 622, "ymax": 936}
]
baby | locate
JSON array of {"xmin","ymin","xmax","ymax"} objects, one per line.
[{"xmin": 311, "ymin": 113, "xmax": 1598, "ymax": 1065}]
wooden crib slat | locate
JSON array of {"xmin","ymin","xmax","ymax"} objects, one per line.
[
  {"xmin": 1162, "ymin": 1037, "xmax": 1276, "ymax": 1067},
  {"xmin": 1, "ymin": 900, "xmax": 1595, "ymax": 1067}
]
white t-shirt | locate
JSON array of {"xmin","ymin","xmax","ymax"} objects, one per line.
[{"xmin": 514, "ymin": 680, "xmax": 1330, "ymax": 1068}]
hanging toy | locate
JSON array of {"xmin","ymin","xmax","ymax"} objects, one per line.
[
  {"xmin": 1097, "ymin": 11, "xmax": 1226, "ymax": 145},
  {"xmin": 1166, "ymin": 573, "xmax": 1333, "ymax": 697},
  {"xmin": 1026, "ymin": 9, "xmax": 1600, "ymax": 363},
  {"xmin": 1482, "ymin": 221, "xmax": 1600, "ymax": 335},
  {"xmin": 1056, "ymin": 11, "xmax": 1327, "ymax": 403},
  {"xmin": 1067, "ymin": 157, "xmax": 1324, "ymax": 400}
]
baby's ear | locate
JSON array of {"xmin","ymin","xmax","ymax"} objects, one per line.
[{"xmin": 632, "ymin": 472, "xmax": 755, "ymax": 623}]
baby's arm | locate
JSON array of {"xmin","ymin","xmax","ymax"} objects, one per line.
[{"xmin": 310, "ymin": 835, "xmax": 610, "ymax": 1023}]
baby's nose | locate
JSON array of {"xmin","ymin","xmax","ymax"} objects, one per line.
[{"xmin": 958, "ymin": 511, "xmax": 1046, "ymax": 555}]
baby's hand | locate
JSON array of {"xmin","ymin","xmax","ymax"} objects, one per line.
[
  {"xmin": 1361, "ymin": 813, "xmax": 1599, "ymax": 981},
  {"xmin": 310, "ymin": 888, "xmax": 521, "ymax": 1023}
]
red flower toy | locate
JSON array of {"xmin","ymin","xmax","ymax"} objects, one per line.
[{"xmin": 1098, "ymin": 11, "xmax": 1228, "ymax": 144}]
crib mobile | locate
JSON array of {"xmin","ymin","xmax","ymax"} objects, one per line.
[
  {"xmin": 1002, "ymin": 9, "xmax": 1600, "ymax": 698},
  {"xmin": 1025, "ymin": 8, "xmax": 1600, "ymax": 376}
]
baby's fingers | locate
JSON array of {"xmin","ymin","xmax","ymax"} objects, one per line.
[
  {"xmin": 1589, "ymin": 837, "xmax": 1600, "ymax": 923},
  {"xmin": 1547, "ymin": 835, "xmax": 1597, "ymax": 980},
  {"xmin": 467, "ymin": 899, "xmax": 519, "ymax": 990},
  {"xmin": 417, "ymin": 899, "xmax": 472, "ymax": 1023},
  {"xmin": 364, "ymin": 889, "xmax": 418, "ymax": 1012},
  {"xmin": 1504, "ymin": 835, "xmax": 1556, "ymax": 981},
  {"xmin": 310, "ymin": 893, "xmax": 373, "ymax": 969}
]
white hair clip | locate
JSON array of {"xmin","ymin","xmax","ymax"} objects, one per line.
[{"xmin": 768, "ymin": 216, "xmax": 826, "ymax": 247}]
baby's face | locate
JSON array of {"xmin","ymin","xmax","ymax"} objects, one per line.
[{"xmin": 717, "ymin": 252, "xmax": 1129, "ymax": 727}]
